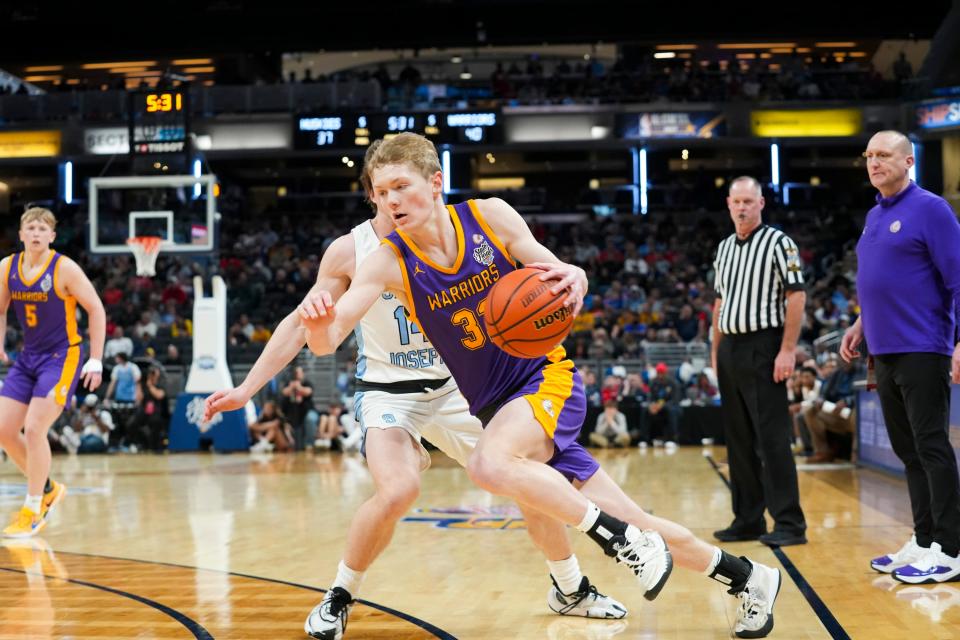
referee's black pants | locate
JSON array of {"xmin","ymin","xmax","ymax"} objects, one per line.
[
  {"xmin": 875, "ymin": 353, "xmax": 960, "ymax": 556},
  {"xmin": 717, "ymin": 328, "xmax": 806, "ymax": 534}
]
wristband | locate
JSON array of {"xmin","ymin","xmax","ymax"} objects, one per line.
[{"xmin": 81, "ymin": 358, "xmax": 103, "ymax": 375}]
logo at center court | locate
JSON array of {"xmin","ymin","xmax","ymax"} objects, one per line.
[{"xmin": 402, "ymin": 506, "xmax": 526, "ymax": 530}]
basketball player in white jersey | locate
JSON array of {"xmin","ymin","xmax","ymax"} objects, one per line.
[{"xmin": 204, "ymin": 143, "xmax": 626, "ymax": 640}]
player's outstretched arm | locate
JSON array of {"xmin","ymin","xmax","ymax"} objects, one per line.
[
  {"xmin": 59, "ymin": 257, "xmax": 107, "ymax": 390},
  {"xmin": 204, "ymin": 235, "xmax": 354, "ymax": 422},
  {"xmin": 300, "ymin": 246, "xmax": 398, "ymax": 356},
  {"xmin": 476, "ymin": 197, "xmax": 588, "ymax": 314}
]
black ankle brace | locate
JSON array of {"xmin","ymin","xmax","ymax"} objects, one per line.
[
  {"xmin": 586, "ymin": 510, "xmax": 629, "ymax": 552},
  {"xmin": 708, "ymin": 552, "xmax": 752, "ymax": 594}
]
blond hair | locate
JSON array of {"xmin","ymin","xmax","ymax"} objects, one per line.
[
  {"xmin": 364, "ymin": 132, "xmax": 441, "ymax": 184},
  {"xmin": 21, "ymin": 207, "xmax": 57, "ymax": 229}
]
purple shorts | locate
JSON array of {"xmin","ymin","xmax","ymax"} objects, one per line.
[
  {"xmin": 1, "ymin": 345, "xmax": 83, "ymax": 407},
  {"xmin": 479, "ymin": 359, "xmax": 600, "ymax": 483}
]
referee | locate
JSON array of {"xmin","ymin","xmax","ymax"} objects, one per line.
[{"xmin": 710, "ymin": 176, "xmax": 808, "ymax": 547}]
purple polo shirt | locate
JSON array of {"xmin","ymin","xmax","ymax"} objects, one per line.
[{"xmin": 857, "ymin": 181, "xmax": 960, "ymax": 356}]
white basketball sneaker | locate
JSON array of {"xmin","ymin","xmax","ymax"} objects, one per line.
[
  {"xmin": 893, "ymin": 543, "xmax": 960, "ymax": 584},
  {"xmin": 734, "ymin": 561, "xmax": 782, "ymax": 638},
  {"xmin": 870, "ymin": 534, "xmax": 927, "ymax": 573},
  {"xmin": 304, "ymin": 587, "xmax": 354, "ymax": 640},
  {"xmin": 547, "ymin": 575, "xmax": 628, "ymax": 619},
  {"xmin": 605, "ymin": 525, "xmax": 673, "ymax": 601}
]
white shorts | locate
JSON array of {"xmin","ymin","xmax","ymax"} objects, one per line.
[{"xmin": 353, "ymin": 377, "xmax": 482, "ymax": 471}]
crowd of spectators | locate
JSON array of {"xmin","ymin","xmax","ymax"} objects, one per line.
[
  {"xmin": 4, "ymin": 48, "xmax": 917, "ymax": 112},
  {"xmin": 284, "ymin": 50, "xmax": 917, "ymax": 108}
]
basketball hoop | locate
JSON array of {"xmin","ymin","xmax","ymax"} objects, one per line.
[{"xmin": 127, "ymin": 236, "xmax": 163, "ymax": 277}]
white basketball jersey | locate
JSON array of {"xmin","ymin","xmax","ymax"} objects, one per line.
[{"xmin": 351, "ymin": 221, "xmax": 449, "ymax": 383}]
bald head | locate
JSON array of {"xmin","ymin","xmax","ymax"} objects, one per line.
[
  {"xmin": 868, "ymin": 130, "xmax": 912, "ymax": 157},
  {"xmin": 864, "ymin": 129, "xmax": 914, "ymax": 197},
  {"xmin": 728, "ymin": 175, "xmax": 763, "ymax": 198}
]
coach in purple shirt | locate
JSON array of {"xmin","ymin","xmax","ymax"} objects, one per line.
[{"xmin": 841, "ymin": 129, "xmax": 960, "ymax": 584}]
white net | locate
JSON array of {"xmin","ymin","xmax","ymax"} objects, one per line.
[{"xmin": 126, "ymin": 236, "xmax": 162, "ymax": 277}]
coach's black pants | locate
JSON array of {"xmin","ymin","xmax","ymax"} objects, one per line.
[
  {"xmin": 875, "ymin": 353, "xmax": 960, "ymax": 556},
  {"xmin": 717, "ymin": 328, "xmax": 806, "ymax": 534}
]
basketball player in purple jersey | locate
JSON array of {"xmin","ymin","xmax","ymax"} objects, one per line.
[
  {"xmin": 205, "ymin": 142, "xmax": 627, "ymax": 640},
  {"xmin": 299, "ymin": 133, "xmax": 782, "ymax": 638},
  {"xmin": 0, "ymin": 208, "xmax": 106, "ymax": 538}
]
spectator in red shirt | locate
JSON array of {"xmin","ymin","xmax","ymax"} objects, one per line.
[
  {"xmin": 161, "ymin": 277, "xmax": 188, "ymax": 307},
  {"xmin": 102, "ymin": 279, "xmax": 124, "ymax": 307}
]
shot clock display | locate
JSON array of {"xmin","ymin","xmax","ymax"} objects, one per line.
[
  {"xmin": 294, "ymin": 110, "xmax": 502, "ymax": 149},
  {"xmin": 128, "ymin": 90, "xmax": 191, "ymax": 156}
]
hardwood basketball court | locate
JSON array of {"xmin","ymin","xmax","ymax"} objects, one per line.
[{"xmin": 1, "ymin": 448, "xmax": 955, "ymax": 639}]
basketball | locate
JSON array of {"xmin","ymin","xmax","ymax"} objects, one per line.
[{"xmin": 484, "ymin": 267, "xmax": 574, "ymax": 358}]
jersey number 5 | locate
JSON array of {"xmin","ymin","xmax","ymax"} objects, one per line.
[
  {"xmin": 451, "ymin": 299, "xmax": 487, "ymax": 350},
  {"xmin": 24, "ymin": 304, "xmax": 38, "ymax": 328}
]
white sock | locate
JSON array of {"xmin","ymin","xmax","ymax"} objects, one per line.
[
  {"xmin": 547, "ymin": 555, "xmax": 584, "ymax": 595},
  {"xmin": 575, "ymin": 502, "xmax": 601, "ymax": 533},
  {"xmin": 332, "ymin": 560, "xmax": 365, "ymax": 598},
  {"xmin": 24, "ymin": 494, "xmax": 42, "ymax": 514},
  {"xmin": 702, "ymin": 547, "xmax": 722, "ymax": 576}
]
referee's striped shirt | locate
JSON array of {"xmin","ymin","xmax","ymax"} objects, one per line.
[{"xmin": 713, "ymin": 224, "xmax": 805, "ymax": 335}]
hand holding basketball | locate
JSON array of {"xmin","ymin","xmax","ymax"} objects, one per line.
[
  {"xmin": 484, "ymin": 267, "xmax": 575, "ymax": 359},
  {"xmin": 525, "ymin": 261, "xmax": 587, "ymax": 315}
]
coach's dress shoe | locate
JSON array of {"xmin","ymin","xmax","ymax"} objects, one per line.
[
  {"xmin": 759, "ymin": 530, "xmax": 807, "ymax": 547},
  {"xmin": 713, "ymin": 524, "xmax": 766, "ymax": 542}
]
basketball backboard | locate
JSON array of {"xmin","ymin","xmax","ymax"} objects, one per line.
[{"xmin": 88, "ymin": 174, "xmax": 218, "ymax": 255}]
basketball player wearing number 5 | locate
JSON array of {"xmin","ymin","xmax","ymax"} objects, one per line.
[
  {"xmin": 300, "ymin": 133, "xmax": 782, "ymax": 637},
  {"xmin": 0, "ymin": 208, "xmax": 106, "ymax": 538}
]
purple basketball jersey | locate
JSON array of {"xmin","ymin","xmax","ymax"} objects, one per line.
[
  {"xmin": 5, "ymin": 251, "xmax": 80, "ymax": 354},
  {"xmin": 383, "ymin": 200, "xmax": 566, "ymax": 415}
]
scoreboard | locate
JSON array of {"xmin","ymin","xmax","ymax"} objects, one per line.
[
  {"xmin": 294, "ymin": 110, "xmax": 502, "ymax": 149},
  {"xmin": 128, "ymin": 90, "xmax": 190, "ymax": 155}
]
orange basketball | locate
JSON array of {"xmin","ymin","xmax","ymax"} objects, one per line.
[{"xmin": 484, "ymin": 267, "xmax": 574, "ymax": 358}]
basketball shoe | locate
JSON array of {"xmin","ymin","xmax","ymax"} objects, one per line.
[
  {"xmin": 733, "ymin": 560, "xmax": 781, "ymax": 638},
  {"xmin": 3, "ymin": 507, "xmax": 46, "ymax": 539},
  {"xmin": 604, "ymin": 525, "xmax": 673, "ymax": 601},
  {"xmin": 893, "ymin": 543, "xmax": 960, "ymax": 584},
  {"xmin": 870, "ymin": 534, "xmax": 927, "ymax": 573},
  {"xmin": 41, "ymin": 481, "xmax": 67, "ymax": 520},
  {"xmin": 305, "ymin": 587, "xmax": 354, "ymax": 640},
  {"xmin": 547, "ymin": 575, "xmax": 628, "ymax": 619}
]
